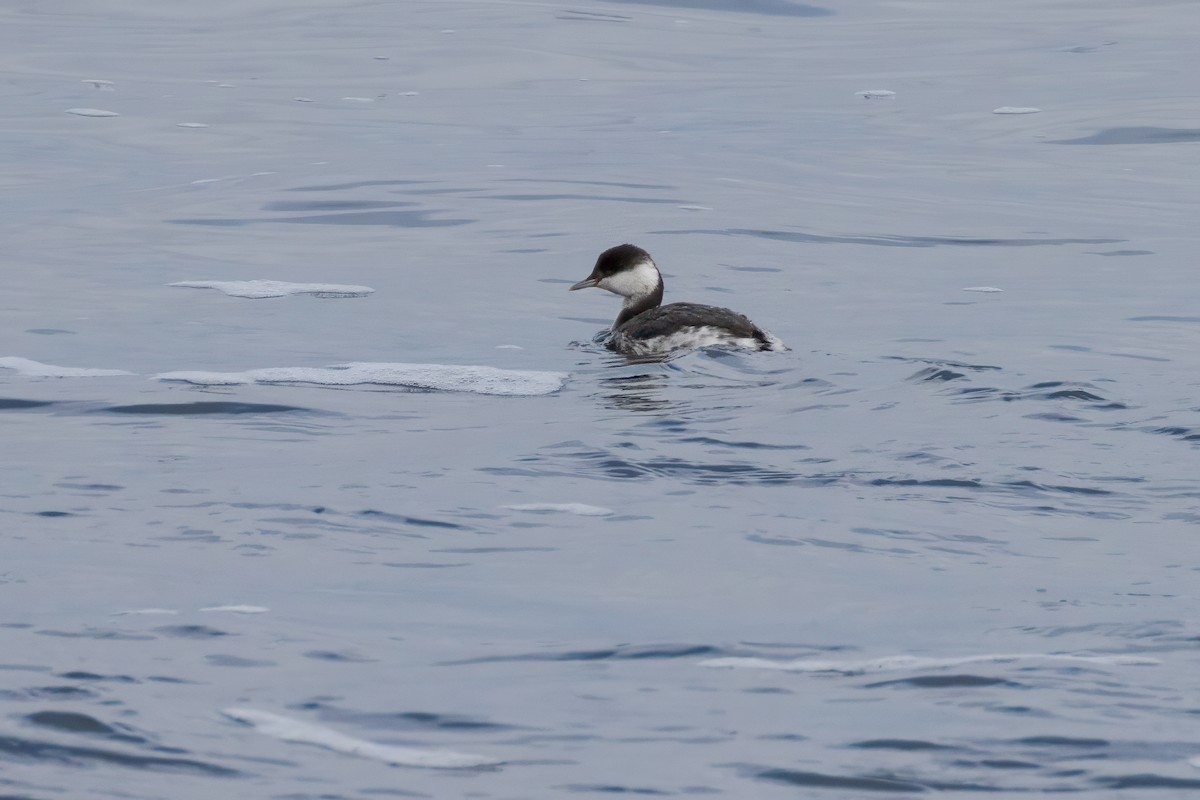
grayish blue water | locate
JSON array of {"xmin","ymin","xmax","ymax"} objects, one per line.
[{"xmin": 3, "ymin": 0, "xmax": 1200, "ymax": 797}]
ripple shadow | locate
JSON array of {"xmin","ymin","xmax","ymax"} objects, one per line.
[{"xmin": 100, "ymin": 402, "xmax": 315, "ymax": 415}]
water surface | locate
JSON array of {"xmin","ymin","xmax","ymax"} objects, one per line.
[{"xmin": 2, "ymin": 0, "xmax": 1199, "ymax": 797}]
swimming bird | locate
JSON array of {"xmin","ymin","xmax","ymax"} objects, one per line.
[{"xmin": 569, "ymin": 244, "xmax": 785, "ymax": 355}]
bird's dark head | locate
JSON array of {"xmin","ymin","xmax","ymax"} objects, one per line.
[{"xmin": 569, "ymin": 244, "xmax": 661, "ymax": 300}]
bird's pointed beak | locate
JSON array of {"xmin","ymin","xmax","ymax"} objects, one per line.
[{"xmin": 569, "ymin": 276, "xmax": 599, "ymax": 291}]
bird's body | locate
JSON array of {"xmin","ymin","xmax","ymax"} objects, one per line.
[{"xmin": 569, "ymin": 244, "xmax": 785, "ymax": 355}]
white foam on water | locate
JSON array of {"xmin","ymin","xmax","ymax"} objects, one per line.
[
  {"xmin": 993, "ymin": 106, "xmax": 1042, "ymax": 114},
  {"xmin": 1190, "ymin": 755, "xmax": 1200, "ymax": 769},
  {"xmin": 222, "ymin": 708, "xmax": 503, "ymax": 769},
  {"xmin": 699, "ymin": 652, "xmax": 1161, "ymax": 674},
  {"xmin": 855, "ymin": 89, "xmax": 895, "ymax": 99},
  {"xmin": 168, "ymin": 279, "xmax": 375, "ymax": 299},
  {"xmin": 963, "ymin": 286, "xmax": 1003, "ymax": 293},
  {"xmin": 199, "ymin": 605, "xmax": 269, "ymax": 614},
  {"xmin": 155, "ymin": 362, "xmax": 567, "ymax": 396},
  {"xmin": 504, "ymin": 503, "xmax": 614, "ymax": 516},
  {"xmin": 342, "ymin": 96, "xmax": 375, "ymax": 103},
  {"xmin": 176, "ymin": 122, "xmax": 209, "ymax": 128},
  {"xmin": 0, "ymin": 356, "xmax": 133, "ymax": 378},
  {"xmin": 66, "ymin": 108, "xmax": 120, "ymax": 117}
]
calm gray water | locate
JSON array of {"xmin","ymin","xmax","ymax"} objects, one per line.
[{"xmin": 3, "ymin": 0, "xmax": 1200, "ymax": 797}]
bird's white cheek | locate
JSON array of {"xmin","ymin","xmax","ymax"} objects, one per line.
[
  {"xmin": 600, "ymin": 262, "xmax": 658, "ymax": 298},
  {"xmin": 597, "ymin": 276, "xmax": 626, "ymax": 296}
]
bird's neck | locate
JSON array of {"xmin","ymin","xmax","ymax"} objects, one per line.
[{"xmin": 614, "ymin": 280, "xmax": 664, "ymax": 328}]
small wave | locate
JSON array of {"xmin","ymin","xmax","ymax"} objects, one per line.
[
  {"xmin": 304, "ymin": 704, "xmax": 518, "ymax": 732},
  {"xmin": 488, "ymin": 446, "xmax": 813, "ymax": 485},
  {"xmin": 0, "ymin": 356, "xmax": 132, "ymax": 378},
  {"xmin": 25, "ymin": 711, "xmax": 134, "ymax": 740},
  {"xmin": 864, "ymin": 674, "xmax": 1019, "ymax": 689},
  {"xmin": 654, "ymin": 228, "xmax": 1124, "ymax": 249},
  {"xmin": 169, "ymin": 279, "xmax": 374, "ymax": 298},
  {"xmin": 908, "ymin": 367, "xmax": 967, "ymax": 382},
  {"xmin": 851, "ymin": 739, "xmax": 962, "ymax": 751},
  {"xmin": 699, "ymin": 652, "xmax": 1160, "ymax": 674},
  {"xmin": 949, "ymin": 381, "xmax": 1112, "ymax": 404},
  {"xmin": 1096, "ymin": 774, "xmax": 1200, "ymax": 789},
  {"xmin": 890, "ymin": 357, "xmax": 1002, "ymax": 373},
  {"xmin": 749, "ymin": 766, "xmax": 927, "ymax": 792},
  {"xmin": 103, "ymin": 401, "xmax": 311, "ymax": 415},
  {"xmin": 65, "ymin": 107, "xmax": 119, "ymax": 117},
  {"xmin": 0, "ymin": 733, "xmax": 237, "ymax": 776},
  {"xmin": 445, "ymin": 643, "xmax": 728, "ymax": 666},
  {"xmin": 1149, "ymin": 425, "xmax": 1200, "ymax": 444},
  {"xmin": 503, "ymin": 503, "xmax": 613, "ymax": 516},
  {"xmin": 222, "ymin": 708, "xmax": 502, "ymax": 769},
  {"xmin": 0, "ymin": 397, "xmax": 56, "ymax": 409},
  {"xmin": 198, "ymin": 605, "xmax": 268, "ymax": 614},
  {"xmin": 155, "ymin": 362, "xmax": 566, "ymax": 396},
  {"xmin": 154, "ymin": 625, "xmax": 228, "ymax": 639},
  {"xmin": 1048, "ymin": 126, "xmax": 1200, "ymax": 145}
]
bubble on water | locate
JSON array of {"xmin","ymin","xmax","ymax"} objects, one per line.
[
  {"xmin": 993, "ymin": 106, "xmax": 1042, "ymax": 114},
  {"xmin": 176, "ymin": 122, "xmax": 209, "ymax": 128},
  {"xmin": 962, "ymin": 286, "xmax": 1003, "ymax": 293}
]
